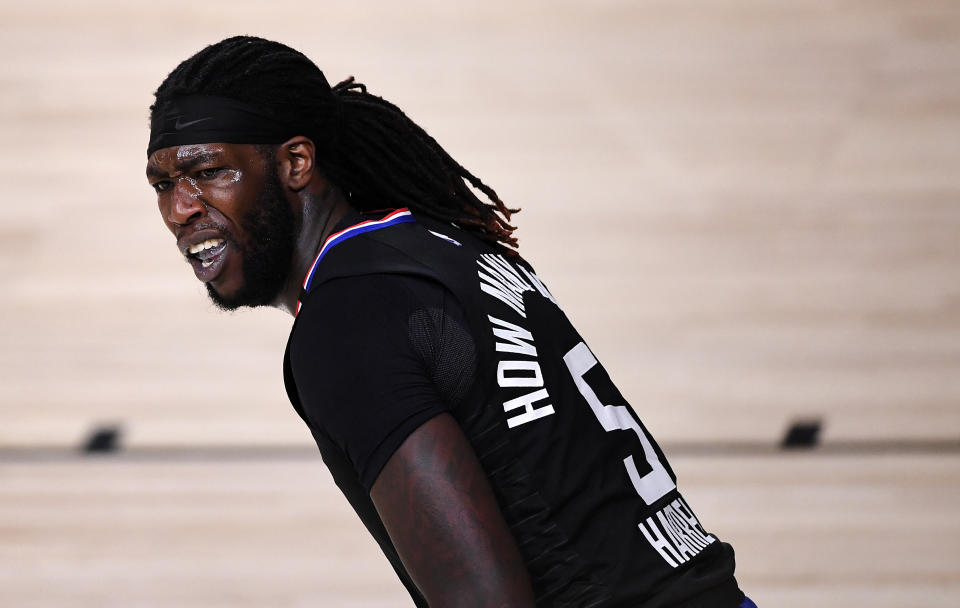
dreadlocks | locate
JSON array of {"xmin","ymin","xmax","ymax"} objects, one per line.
[{"xmin": 150, "ymin": 35, "xmax": 518, "ymax": 250}]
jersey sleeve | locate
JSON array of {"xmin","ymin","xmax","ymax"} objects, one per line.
[{"xmin": 289, "ymin": 273, "xmax": 477, "ymax": 491}]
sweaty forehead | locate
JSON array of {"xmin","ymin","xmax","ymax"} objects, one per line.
[
  {"xmin": 177, "ymin": 144, "xmax": 224, "ymax": 161},
  {"xmin": 146, "ymin": 144, "xmax": 228, "ymax": 177}
]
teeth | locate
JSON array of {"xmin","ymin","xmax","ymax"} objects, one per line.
[{"xmin": 188, "ymin": 238, "xmax": 224, "ymax": 255}]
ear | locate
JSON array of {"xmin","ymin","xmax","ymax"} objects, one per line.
[{"xmin": 276, "ymin": 135, "xmax": 316, "ymax": 191}]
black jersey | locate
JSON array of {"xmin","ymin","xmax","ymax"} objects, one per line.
[{"xmin": 283, "ymin": 209, "xmax": 743, "ymax": 607}]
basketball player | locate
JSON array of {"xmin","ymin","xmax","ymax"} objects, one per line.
[{"xmin": 146, "ymin": 36, "xmax": 755, "ymax": 608}]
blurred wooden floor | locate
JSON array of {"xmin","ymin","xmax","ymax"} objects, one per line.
[
  {"xmin": 3, "ymin": 454, "xmax": 958, "ymax": 607},
  {"xmin": 1, "ymin": 0, "xmax": 959, "ymax": 606}
]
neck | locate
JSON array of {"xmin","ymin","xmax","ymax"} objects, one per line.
[{"xmin": 272, "ymin": 184, "xmax": 352, "ymax": 316}]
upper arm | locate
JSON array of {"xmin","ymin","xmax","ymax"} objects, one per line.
[
  {"xmin": 291, "ymin": 275, "xmax": 531, "ymax": 602},
  {"xmin": 370, "ymin": 413, "xmax": 535, "ymax": 608},
  {"xmin": 290, "ymin": 274, "xmax": 458, "ymax": 488}
]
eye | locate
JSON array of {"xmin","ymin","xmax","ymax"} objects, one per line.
[
  {"xmin": 198, "ymin": 167, "xmax": 225, "ymax": 179},
  {"xmin": 152, "ymin": 181, "xmax": 172, "ymax": 193}
]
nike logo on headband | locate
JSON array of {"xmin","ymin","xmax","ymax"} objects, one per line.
[
  {"xmin": 174, "ymin": 117, "xmax": 213, "ymax": 130},
  {"xmin": 148, "ymin": 95, "xmax": 295, "ymax": 157}
]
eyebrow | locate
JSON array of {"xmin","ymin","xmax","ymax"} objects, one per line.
[{"xmin": 146, "ymin": 151, "xmax": 222, "ymax": 179}]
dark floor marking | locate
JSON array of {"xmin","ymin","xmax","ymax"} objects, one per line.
[
  {"xmin": 82, "ymin": 425, "xmax": 122, "ymax": 454},
  {"xmin": 781, "ymin": 419, "xmax": 823, "ymax": 449},
  {"xmin": 2, "ymin": 438, "xmax": 959, "ymax": 463}
]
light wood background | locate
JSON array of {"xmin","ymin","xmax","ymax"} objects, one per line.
[{"xmin": 1, "ymin": 1, "xmax": 958, "ymax": 606}]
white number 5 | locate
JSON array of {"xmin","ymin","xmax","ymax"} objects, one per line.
[{"xmin": 563, "ymin": 342, "xmax": 676, "ymax": 505}]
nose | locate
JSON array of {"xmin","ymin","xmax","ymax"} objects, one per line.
[{"xmin": 163, "ymin": 178, "xmax": 206, "ymax": 226}]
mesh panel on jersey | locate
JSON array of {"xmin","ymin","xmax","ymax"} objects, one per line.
[{"xmin": 407, "ymin": 307, "xmax": 476, "ymax": 406}]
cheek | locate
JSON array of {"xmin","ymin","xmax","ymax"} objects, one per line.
[{"xmin": 204, "ymin": 187, "xmax": 264, "ymax": 238}]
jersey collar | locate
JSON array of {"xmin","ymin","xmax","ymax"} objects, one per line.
[{"xmin": 296, "ymin": 208, "xmax": 415, "ymax": 316}]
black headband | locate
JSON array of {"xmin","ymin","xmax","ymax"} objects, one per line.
[{"xmin": 147, "ymin": 95, "xmax": 297, "ymax": 157}]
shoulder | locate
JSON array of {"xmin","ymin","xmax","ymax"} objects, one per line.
[
  {"xmin": 290, "ymin": 273, "xmax": 445, "ymax": 361},
  {"xmin": 287, "ymin": 273, "xmax": 471, "ymax": 490},
  {"xmin": 289, "ymin": 271, "xmax": 479, "ymax": 411}
]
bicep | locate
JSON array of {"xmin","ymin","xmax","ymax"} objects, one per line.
[
  {"xmin": 291, "ymin": 275, "xmax": 450, "ymax": 488},
  {"xmin": 370, "ymin": 413, "xmax": 535, "ymax": 608}
]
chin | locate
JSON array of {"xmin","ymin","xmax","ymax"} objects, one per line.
[
  {"xmin": 205, "ymin": 280, "xmax": 283, "ymax": 311},
  {"xmin": 205, "ymin": 283, "xmax": 248, "ymax": 311}
]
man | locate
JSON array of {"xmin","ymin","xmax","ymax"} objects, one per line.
[{"xmin": 146, "ymin": 36, "xmax": 753, "ymax": 607}]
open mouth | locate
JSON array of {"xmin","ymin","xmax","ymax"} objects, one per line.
[
  {"xmin": 189, "ymin": 238, "xmax": 226, "ymax": 267},
  {"xmin": 186, "ymin": 238, "xmax": 229, "ymax": 281}
]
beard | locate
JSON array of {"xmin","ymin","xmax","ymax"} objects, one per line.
[{"xmin": 206, "ymin": 168, "xmax": 296, "ymax": 311}]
